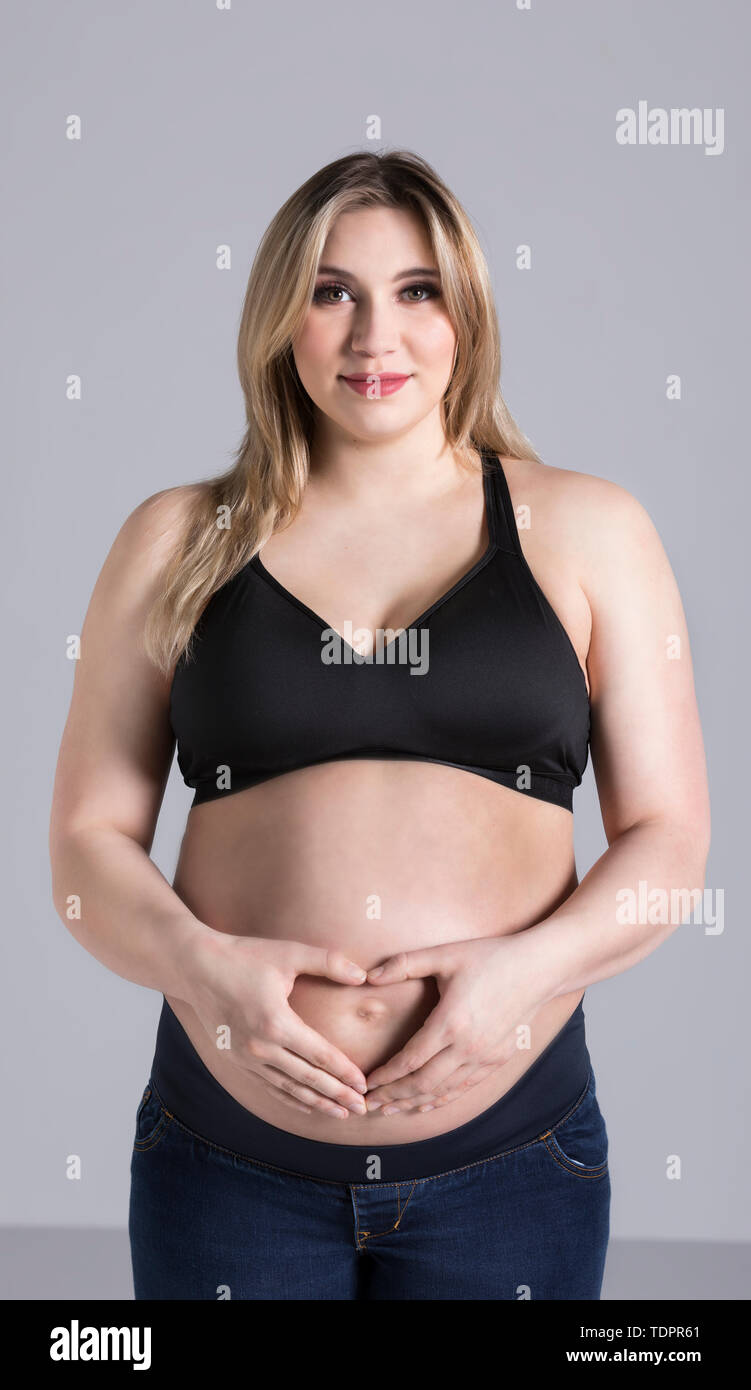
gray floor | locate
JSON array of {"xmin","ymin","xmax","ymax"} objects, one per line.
[{"xmin": 1, "ymin": 1229, "xmax": 748, "ymax": 1299}]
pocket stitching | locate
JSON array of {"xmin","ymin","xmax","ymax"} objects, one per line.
[
  {"xmin": 133, "ymin": 1087, "xmax": 173, "ymax": 1152},
  {"xmin": 540, "ymin": 1082, "xmax": 608, "ymax": 1178},
  {"xmin": 541, "ymin": 1131, "xmax": 608, "ymax": 1178},
  {"xmin": 133, "ymin": 1114, "xmax": 171, "ymax": 1151}
]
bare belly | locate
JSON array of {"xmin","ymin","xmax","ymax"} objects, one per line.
[{"xmin": 168, "ymin": 759, "xmax": 584, "ymax": 1144}]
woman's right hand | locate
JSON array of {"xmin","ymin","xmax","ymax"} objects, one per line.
[{"xmin": 180, "ymin": 930, "xmax": 370, "ymax": 1118}]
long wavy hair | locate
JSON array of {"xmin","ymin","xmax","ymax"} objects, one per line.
[{"xmin": 143, "ymin": 148, "xmax": 543, "ymax": 675}]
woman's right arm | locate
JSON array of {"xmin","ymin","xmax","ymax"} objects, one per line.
[{"xmin": 48, "ymin": 489, "xmax": 369, "ymax": 1117}]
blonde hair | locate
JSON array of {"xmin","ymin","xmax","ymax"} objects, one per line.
[{"xmin": 143, "ymin": 148, "xmax": 542, "ymax": 675}]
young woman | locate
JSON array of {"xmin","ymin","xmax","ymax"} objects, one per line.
[{"xmin": 49, "ymin": 150, "xmax": 710, "ymax": 1301}]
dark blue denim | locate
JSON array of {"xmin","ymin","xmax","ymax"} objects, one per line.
[{"xmin": 129, "ymin": 1063, "xmax": 611, "ymax": 1300}]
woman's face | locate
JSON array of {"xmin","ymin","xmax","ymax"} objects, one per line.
[{"xmin": 292, "ymin": 206, "xmax": 457, "ymax": 444}]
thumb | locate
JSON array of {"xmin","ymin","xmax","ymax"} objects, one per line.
[
  {"xmin": 292, "ymin": 944, "xmax": 367, "ymax": 985},
  {"xmin": 366, "ymin": 945, "xmax": 452, "ymax": 984}
]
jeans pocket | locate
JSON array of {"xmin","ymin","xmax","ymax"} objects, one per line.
[
  {"xmin": 541, "ymin": 1068, "xmax": 609, "ymax": 1179},
  {"xmin": 133, "ymin": 1080, "xmax": 172, "ymax": 1153}
]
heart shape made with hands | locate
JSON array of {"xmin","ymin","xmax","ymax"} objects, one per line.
[{"xmin": 290, "ymin": 963, "xmax": 442, "ymax": 1110}]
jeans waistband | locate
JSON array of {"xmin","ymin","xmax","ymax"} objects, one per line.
[{"xmin": 149, "ymin": 996, "xmax": 591, "ymax": 1183}]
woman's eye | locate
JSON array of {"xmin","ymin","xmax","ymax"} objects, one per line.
[
  {"xmin": 312, "ymin": 281, "xmax": 439, "ymax": 305},
  {"xmin": 402, "ymin": 283, "xmax": 438, "ymax": 303},
  {"xmin": 313, "ymin": 283, "xmax": 353, "ymax": 304}
]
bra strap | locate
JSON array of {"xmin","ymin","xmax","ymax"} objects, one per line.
[{"xmin": 480, "ymin": 449, "xmax": 520, "ymax": 556}]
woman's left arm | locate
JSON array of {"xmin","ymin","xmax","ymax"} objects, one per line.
[{"xmin": 363, "ymin": 475, "xmax": 712, "ymax": 1112}]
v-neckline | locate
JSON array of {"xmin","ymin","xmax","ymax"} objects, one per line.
[{"xmin": 249, "ymin": 463, "xmax": 499, "ymax": 657}]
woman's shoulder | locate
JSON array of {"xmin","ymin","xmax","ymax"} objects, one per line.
[
  {"xmin": 111, "ymin": 483, "xmax": 206, "ymax": 572},
  {"xmin": 501, "ymin": 452, "xmax": 649, "ymax": 516},
  {"xmin": 87, "ymin": 484, "xmax": 208, "ymax": 619},
  {"xmin": 499, "ymin": 454, "xmax": 664, "ymax": 567},
  {"xmin": 503, "ymin": 455, "xmax": 682, "ymax": 649},
  {"xmin": 123, "ymin": 482, "xmax": 206, "ymax": 541}
]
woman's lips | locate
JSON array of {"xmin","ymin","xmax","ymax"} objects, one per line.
[{"xmin": 340, "ymin": 374, "xmax": 411, "ymax": 397}]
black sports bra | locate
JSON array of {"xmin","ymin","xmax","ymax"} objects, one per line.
[{"xmin": 169, "ymin": 450, "xmax": 591, "ymax": 812}]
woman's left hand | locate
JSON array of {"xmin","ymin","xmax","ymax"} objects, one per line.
[{"xmin": 363, "ymin": 935, "xmax": 552, "ymax": 1114}]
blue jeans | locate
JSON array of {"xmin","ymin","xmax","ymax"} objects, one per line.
[{"xmin": 129, "ymin": 1064, "xmax": 611, "ymax": 1300}]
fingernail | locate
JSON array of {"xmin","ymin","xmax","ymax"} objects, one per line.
[
  {"xmin": 382, "ymin": 1105, "xmax": 400, "ymax": 1116},
  {"xmin": 368, "ymin": 966, "xmax": 385, "ymax": 978},
  {"xmin": 348, "ymin": 966, "xmax": 367, "ymax": 981},
  {"xmin": 419, "ymin": 1105, "xmax": 435, "ymax": 1113},
  {"xmin": 366, "ymin": 1100, "xmax": 382, "ymax": 1111}
]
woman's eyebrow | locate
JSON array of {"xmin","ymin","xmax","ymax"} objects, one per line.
[{"xmin": 316, "ymin": 264, "xmax": 441, "ymax": 281}]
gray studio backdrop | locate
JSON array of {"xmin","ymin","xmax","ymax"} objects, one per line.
[{"xmin": 2, "ymin": 0, "xmax": 747, "ymax": 1291}]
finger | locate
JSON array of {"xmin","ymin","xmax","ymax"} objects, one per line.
[
  {"xmin": 277, "ymin": 1009, "xmax": 368, "ymax": 1096},
  {"xmin": 291, "ymin": 944, "xmax": 367, "ymax": 987},
  {"xmin": 260, "ymin": 1040, "xmax": 367, "ymax": 1114},
  {"xmin": 427, "ymin": 1060, "xmax": 498, "ymax": 1097},
  {"xmin": 258, "ymin": 1064, "xmax": 353, "ymax": 1119},
  {"xmin": 405, "ymin": 1059, "xmax": 485, "ymax": 1102},
  {"xmin": 422, "ymin": 1033, "xmax": 522, "ymax": 1100},
  {"xmin": 366, "ymin": 1046, "xmax": 459, "ymax": 1108},
  {"xmin": 385, "ymin": 1037, "xmax": 520, "ymax": 1107},
  {"xmin": 364, "ymin": 1010, "xmax": 452, "ymax": 1091},
  {"xmin": 366, "ymin": 945, "xmax": 456, "ymax": 985},
  {"xmin": 255, "ymin": 1075, "xmax": 312, "ymax": 1115},
  {"xmin": 387, "ymin": 1065, "xmax": 499, "ymax": 1114},
  {"xmin": 417, "ymin": 1064, "xmax": 498, "ymax": 1110}
]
